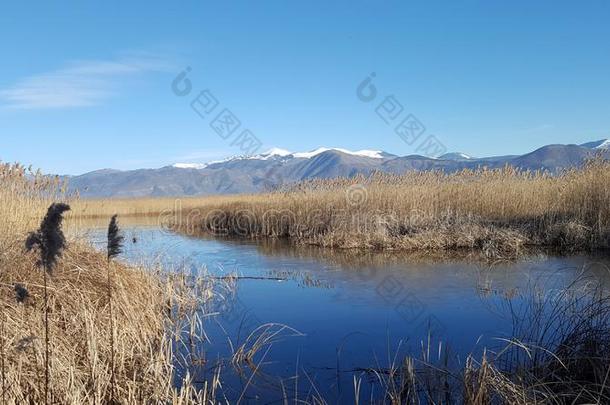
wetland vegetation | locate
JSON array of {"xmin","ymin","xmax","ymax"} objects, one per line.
[
  {"xmin": 3, "ymin": 160, "xmax": 610, "ymax": 403},
  {"xmin": 73, "ymin": 160, "xmax": 610, "ymax": 260}
]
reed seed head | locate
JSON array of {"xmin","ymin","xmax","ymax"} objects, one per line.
[
  {"xmin": 25, "ymin": 202, "xmax": 71, "ymax": 273},
  {"xmin": 14, "ymin": 283, "xmax": 30, "ymax": 303},
  {"xmin": 107, "ymin": 214, "xmax": 124, "ymax": 261}
]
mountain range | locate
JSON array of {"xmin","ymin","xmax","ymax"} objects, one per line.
[{"xmin": 66, "ymin": 139, "xmax": 610, "ymax": 198}]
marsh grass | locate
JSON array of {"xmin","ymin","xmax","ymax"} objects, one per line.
[
  {"xmin": 0, "ymin": 162, "xmax": 222, "ymax": 403},
  {"xmin": 179, "ymin": 160, "xmax": 609, "ymax": 259},
  {"xmin": 71, "ymin": 159, "xmax": 610, "ymax": 259},
  {"xmin": 347, "ymin": 273, "xmax": 610, "ymax": 404},
  {"xmin": 6, "ymin": 160, "xmax": 610, "ymax": 403},
  {"xmin": 496, "ymin": 274, "xmax": 610, "ymax": 402},
  {"xmin": 230, "ymin": 323, "xmax": 304, "ymax": 368}
]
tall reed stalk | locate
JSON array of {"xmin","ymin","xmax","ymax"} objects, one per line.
[
  {"xmin": 25, "ymin": 202, "xmax": 71, "ymax": 404},
  {"xmin": 106, "ymin": 214, "xmax": 124, "ymax": 403},
  {"xmin": 1, "ymin": 313, "xmax": 5, "ymax": 405}
]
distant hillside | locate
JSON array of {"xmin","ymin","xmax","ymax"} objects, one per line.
[{"xmin": 66, "ymin": 140, "xmax": 610, "ymax": 198}]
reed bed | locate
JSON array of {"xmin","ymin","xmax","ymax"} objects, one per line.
[
  {"xmin": 0, "ymin": 163, "xmax": 220, "ymax": 403},
  {"xmin": 70, "ymin": 194, "xmax": 265, "ymax": 219},
  {"xmin": 71, "ymin": 160, "xmax": 610, "ymax": 259},
  {"xmin": 161, "ymin": 159, "xmax": 610, "ymax": 259},
  {"xmin": 9, "ymin": 159, "xmax": 610, "ymax": 403}
]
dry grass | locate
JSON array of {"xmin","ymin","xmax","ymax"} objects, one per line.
[
  {"xmin": 70, "ymin": 160, "xmax": 610, "ymax": 259},
  {"xmin": 84, "ymin": 159, "xmax": 608, "ymax": 259},
  {"xmin": 70, "ymin": 194, "xmax": 263, "ymax": 219},
  {"xmin": 230, "ymin": 323, "xmax": 304, "ymax": 368},
  {"xmin": 352, "ymin": 274, "xmax": 610, "ymax": 404},
  {"xmin": 25, "ymin": 159, "xmax": 610, "ymax": 403},
  {"xmin": 0, "ymin": 163, "xmax": 220, "ymax": 403}
]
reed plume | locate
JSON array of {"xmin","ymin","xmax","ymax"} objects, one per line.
[
  {"xmin": 106, "ymin": 214, "xmax": 123, "ymax": 403},
  {"xmin": 14, "ymin": 283, "xmax": 30, "ymax": 304},
  {"xmin": 25, "ymin": 202, "xmax": 71, "ymax": 272},
  {"xmin": 107, "ymin": 214, "xmax": 124, "ymax": 261},
  {"xmin": 25, "ymin": 202, "xmax": 70, "ymax": 405}
]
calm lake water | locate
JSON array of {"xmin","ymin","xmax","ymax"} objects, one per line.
[{"xmin": 80, "ymin": 221, "xmax": 610, "ymax": 403}]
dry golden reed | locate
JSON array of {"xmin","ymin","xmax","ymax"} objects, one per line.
[
  {"xmin": 72, "ymin": 159, "xmax": 610, "ymax": 259},
  {"xmin": 0, "ymin": 162, "xmax": 219, "ymax": 404},
  {"xmin": 7, "ymin": 159, "xmax": 610, "ymax": 403}
]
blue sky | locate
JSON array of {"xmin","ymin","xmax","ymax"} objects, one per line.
[{"xmin": 1, "ymin": 1, "xmax": 609, "ymax": 174}]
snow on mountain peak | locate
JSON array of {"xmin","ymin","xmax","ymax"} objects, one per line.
[
  {"xmin": 440, "ymin": 152, "xmax": 473, "ymax": 160},
  {"xmin": 260, "ymin": 147, "xmax": 292, "ymax": 157},
  {"xmin": 172, "ymin": 147, "xmax": 388, "ymax": 169},
  {"xmin": 172, "ymin": 163, "xmax": 208, "ymax": 169},
  {"xmin": 293, "ymin": 147, "xmax": 385, "ymax": 159},
  {"xmin": 252, "ymin": 148, "xmax": 293, "ymax": 160}
]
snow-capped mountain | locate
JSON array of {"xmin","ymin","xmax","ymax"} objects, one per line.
[
  {"xmin": 67, "ymin": 140, "xmax": 610, "ymax": 198},
  {"xmin": 256, "ymin": 147, "xmax": 293, "ymax": 159},
  {"xmin": 291, "ymin": 147, "xmax": 389, "ymax": 159},
  {"xmin": 172, "ymin": 163, "xmax": 209, "ymax": 170},
  {"xmin": 173, "ymin": 147, "xmax": 393, "ymax": 169}
]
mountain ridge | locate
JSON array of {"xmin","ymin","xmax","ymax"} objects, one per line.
[{"xmin": 66, "ymin": 140, "xmax": 610, "ymax": 198}]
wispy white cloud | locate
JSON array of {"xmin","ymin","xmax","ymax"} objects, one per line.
[{"xmin": 0, "ymin": 52, "xmax": 173, "ymax": 109}]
